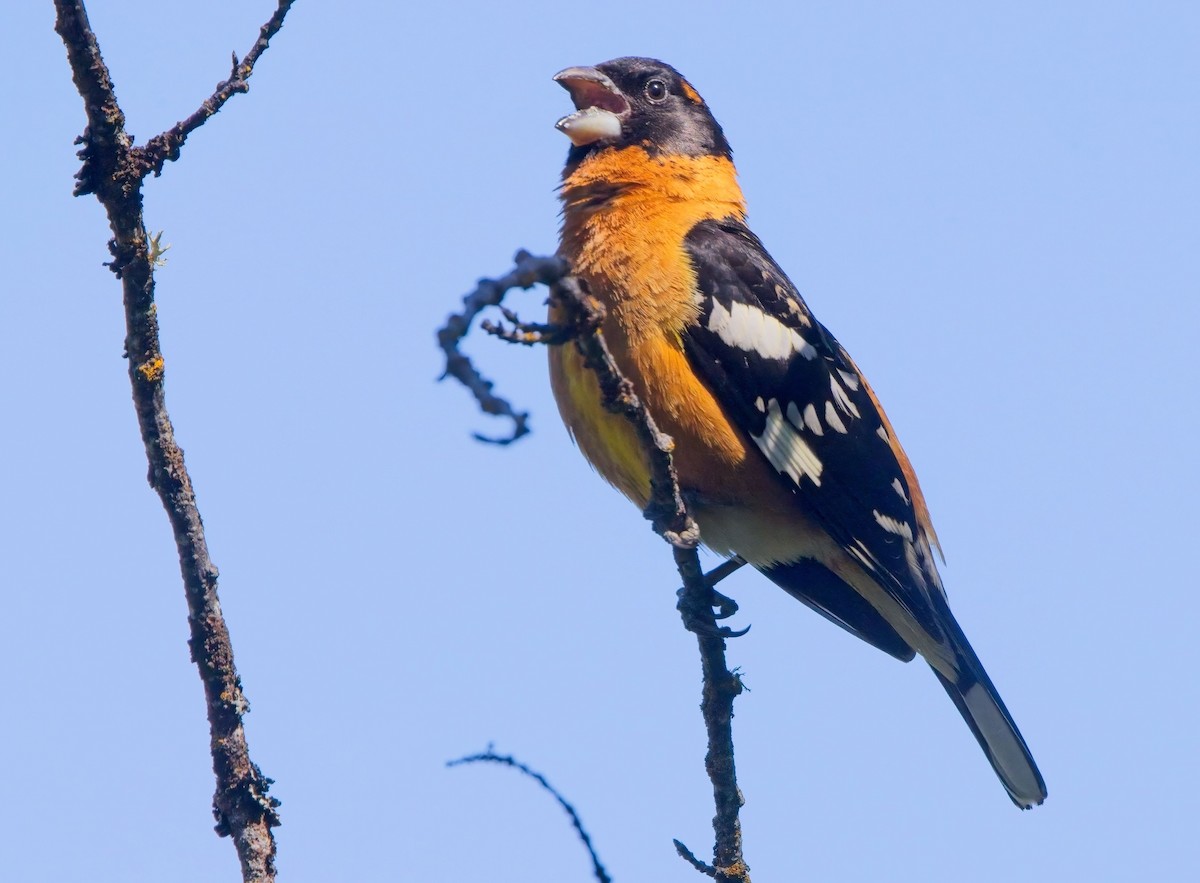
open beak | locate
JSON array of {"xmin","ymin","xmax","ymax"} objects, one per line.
[{"xmin": 554, "ymin": 66, "xmax": 630, "ymax": 147}]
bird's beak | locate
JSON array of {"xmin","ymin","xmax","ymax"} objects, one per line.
[{"xmin": 554, "ymin": 66, "xmax": 630, "ymax": 147}]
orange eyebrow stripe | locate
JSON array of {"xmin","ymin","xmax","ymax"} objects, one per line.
[{"xmin": 680, "ymin": 79, "xmax": 704, "ymax": 104}]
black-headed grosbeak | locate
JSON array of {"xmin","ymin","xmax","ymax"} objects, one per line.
[{"xmin": 548, "ymin": 57, "xmax": 1046, "ymax": 809}]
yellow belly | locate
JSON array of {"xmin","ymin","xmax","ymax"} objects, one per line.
[
  {"xmin": 549, "ymin": 148, "xmax": 761, "ymax": 511},
  {"xmin": 548, "ymin": 339, "xmax": 652, "ymax": 506},
  {"xmin": 546, "ymin": 305, "xmax": 766, "ymax": 512}
]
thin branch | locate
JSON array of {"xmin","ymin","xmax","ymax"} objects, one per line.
[
  {"xmin": 674, "ymin": 839, "xmax": 717, "ymax": 877},
  {"xmin": 545, "ymin": 276, "xmax": 698, "ymax": 546},
  {"xmin": 439, "ymin": 254, "xmax": 752, "ymax": 882},
  {"xmin": 140, "ymin": 1, "xmax": 296, "ymax": 175},
  {"xmin": 435, "ymin": 249, "xmax": 570, "ymax": 444},
  {"xmin": 481, "ymin": 305, "xmax": 574, "ymax": 346},
  {"xmin": 550, "ymin": 278, "xmax": 751, "ymax": 881},
  {"xmin": 449, "ymin": 749, "xmax": 612, "ymax": 883},
  {"xmin": 54, "ymin": 2, "xmax": 294, "ymax": 880}
]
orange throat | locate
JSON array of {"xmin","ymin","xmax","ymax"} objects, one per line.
[
  {"xmin": 549, "ymin": 146, "xmax": 753, "ymax": 507},
  {"xmin": 558, "ymin": 147, "xmax": 747, "ymax": 338}
]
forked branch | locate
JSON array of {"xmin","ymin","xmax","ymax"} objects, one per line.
[{"xmin": 53, "ymin": 2, "xmax": 296, "ymax": 880}]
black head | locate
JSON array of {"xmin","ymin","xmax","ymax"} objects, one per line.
[{"xmin": 554, "ymin": 57, "xmax": 731, "ymax": 166}]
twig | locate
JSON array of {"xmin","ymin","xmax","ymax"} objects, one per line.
[
  {"xmin": 440, "ymin": 254, "xmax": 752, "ymax": 882},
  {"xmin": 481, "ymin": 305, "xmax": 573, "ymax": 346},
  {"xmin": 674, "ymin": 839, "xmax": 716, "ymax": 877},
  {"xmin": 435, "ymin": 249, "xmax": 571, "ymax": 444},
  {"xmin": 53, "ymin": 3, "xmax": 293, "ymax": 880},
  {"xmin": 141, "ymin": 1, "xmax": 296, "ymax": 175},
  {"xmin": 449, "ymin": 748, "xmax": 612, "ymax": 883}
]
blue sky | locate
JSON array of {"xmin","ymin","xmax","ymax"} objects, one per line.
[{"xmin": 4, "ymin": 1, "xmax": 1198, "ymax": 880}]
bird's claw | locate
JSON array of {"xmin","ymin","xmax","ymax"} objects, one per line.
[
  {"xmin": 675, "ymin": 556, "xmax": 751, "ymax": 636},
  {"xmin": 710, "ymin": 587, "xmax": 739, "ymax": 620},
  {"xmin": 676, "ymin": 584, "xmax": 750, "ymax": 638}
]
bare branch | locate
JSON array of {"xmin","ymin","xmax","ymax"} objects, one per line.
[
  {"xmin": 53, "ymin": 2, "xmax": 294, "ymax": 879},
  {"xmin": 674, "ymin": 839, "xmax": 717, "ymax": 877},
  {"xmin": 449, "ymin": 748, "xmax": 612, "ymax": 883},
  {"xmin": 440, "ymin": 253, "xmax": 752, "ymax": 882},
  {"xmin": 140, "ymin": 1, "xmax": 297, "ymax": 175},
  {"xmin": 481, "ymin": 305, "xmax": 574, "ymax": 346},
  {"xmin": 435, "ymin": 250, "xmax": 570, "ymax": 444}
]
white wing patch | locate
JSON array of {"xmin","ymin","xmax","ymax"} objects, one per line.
[
  {"xmin": 786, "ymin": 401, "xmax": 825, "ymax": 436},
  {"xmin": 786, "ymin": 401, "xmax": 804, "ymax": 429},
  {"xmin": 830, "ymin": 375, "xmax": 861, "ymax": 418},
  {"xmin": 754, "ymin": 398, "xmax": 824, "ymax": 487},
  {"xmin": 918, "ymin": 534, "xmax": 947, "ymax": 593},
  {"xmin": 891, "ymin": 477, "xmax": 910, "ymax": 503},
  {"xmin": 847, "ymin": 538, "xmax": 879, "ymax": 574},
  {"xmin": 802, "ymin": 403, "xmax": 823, "ymax": 435},
  {"xmin": 873, "ymin": 509, "xmax": 914, "ymax": 542},
  {"xmin": 824, "ymin": 400, "xmax": 848, "ymax": 434},
  {"xmin": 707, "ymin": 299, "xmax": 817, "ymax": 361}
]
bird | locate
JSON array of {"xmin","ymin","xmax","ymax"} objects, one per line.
[{"xmin": 547, "ymin": 56, "xmax": 1046, "ymax": 808}]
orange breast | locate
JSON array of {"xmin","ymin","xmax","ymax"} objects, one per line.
[{"xmin": 549, "ymin": 146, "xmax": 786, "ymax": 511}]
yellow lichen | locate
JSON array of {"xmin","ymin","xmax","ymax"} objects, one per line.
[{"xmin": 137, "ymin": 356, "xmax": 165, "ymax": 382}]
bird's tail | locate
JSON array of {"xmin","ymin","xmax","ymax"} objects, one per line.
[{"xmin": 931, "ymin": 604, "xmax": 1047, "ymax": 809}]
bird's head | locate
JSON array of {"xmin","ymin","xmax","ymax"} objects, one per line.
[{"xmin": 554, "ymin": 57, "xmax": 731, "ymax": 168}]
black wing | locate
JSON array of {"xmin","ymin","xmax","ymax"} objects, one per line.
[
  {"xmin": 683, "ymin": 218, "xmax": 1047, "ymax": 808},
  {"xmin": 682, "ymin": 217, "xmax": 946, "ymax": 638}
]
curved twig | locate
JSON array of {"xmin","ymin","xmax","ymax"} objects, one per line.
[
  {"xmin": 436, "ymin": 249, "xmax": 570, "ymax": 444},
  {"xmin": 449, "ymin": 748, "xmax": 612, "ymax": 883}
]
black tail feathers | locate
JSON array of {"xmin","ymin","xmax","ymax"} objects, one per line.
[{"xmin": 932, "ymin": 615, "xmax": 1047, "ymax": 809}]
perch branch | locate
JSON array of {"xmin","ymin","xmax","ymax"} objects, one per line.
[
  {"xmin": 54, "ymin": 2, "xmax": 295, "ymax": 880},
  {"xmin": 440, "ymin": 253, "xmax": 751, "ymax": 882},
  {"xmin": 548, "ymin": 276, "xmax": 751, "ymax": 883}
]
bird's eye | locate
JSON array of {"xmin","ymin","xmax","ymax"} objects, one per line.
[{"xmin": 644, "ymin": 78, "xmax": 668, "ymax": 102}]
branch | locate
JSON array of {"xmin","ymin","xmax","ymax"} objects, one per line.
[
  {"xmin": 548, "ymin": 276, "xmax": 751, "ymax": 883},
  {"xmin": 435, "ymin": 250, "xmax": 570, "ymax": 444},
  {"xmin": 141, "ymin": 1, "xmax": 297, "ymax": 175},
  {"xmin": 439, "ymin": 253, "xmax": 752, "ymax": 882},
  {"xmin": 54, "ymin": 3, "xmax": 295, "ymax": 880},
  {"xmin": 449, "ymin": 748, "xmax": 612, "ymax": 883},
  {"xmin": 674, "ymin": 839, "xmax": 717, "ymax": 877}
]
